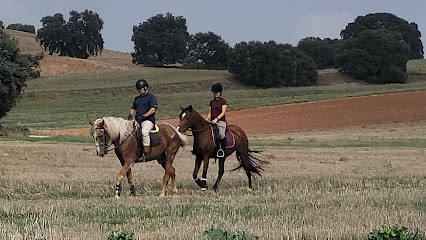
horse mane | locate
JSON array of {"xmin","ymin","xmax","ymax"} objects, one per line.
[{"xmin": 91, "ymin": 117, "xmax": 134, "ymax": 143}]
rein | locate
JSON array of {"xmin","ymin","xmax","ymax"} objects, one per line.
[{"xmin": 95, "ymin": 125, "xmax": 136, "ymax": 153}]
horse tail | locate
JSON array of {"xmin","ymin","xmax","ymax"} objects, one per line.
[
  {"xmin": 232, "ymin": 149, "xmax": 270, "ymax": 178},
  {"xmin": 166, "ymin": 123, "xmax": 188, "ymax": 148}
]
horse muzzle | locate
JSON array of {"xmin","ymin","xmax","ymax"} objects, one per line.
[{"xmin": 177, "ymin": 125, "xmax": 188, "ymax": 133}]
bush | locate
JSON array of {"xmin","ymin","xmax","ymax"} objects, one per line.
[
  {"xmin": 335, "ymin": 29, "xmax": 410, "ymax": 84},
  {"xmin": 368, "ymin": 224, "xmax": 425, "ymax": 240},
  {"xmin": 204, "ymin": 227, "xmax": 259, "ymax": 240},
  {"xmin": 107, "ymin": 231, "xmax": 134, "ymax": 240},
  {"xmin": 6, "ymin": 23, "xmax": 36, "ymax": 34},
  {"xmin": 228, "ymin": 41, "xmax": 317, "ymax": 88}
]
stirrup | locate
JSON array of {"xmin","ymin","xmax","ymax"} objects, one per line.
[{"xmin": 217, "ymin": 148, "xmax": 225, "ymax": 158}]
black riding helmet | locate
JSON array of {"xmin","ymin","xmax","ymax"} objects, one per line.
[
  {"xmin": 211, "ymin": 83, "xmax": 223, "ymax": 93},
  {"xmin": 135, "ymin": 79, "xmax": 148, "ymax": 90}
]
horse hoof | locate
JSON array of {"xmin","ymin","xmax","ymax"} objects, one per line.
[{"xmin": 200, "ymin": 187, "xmax": 207, "ymax": 191}]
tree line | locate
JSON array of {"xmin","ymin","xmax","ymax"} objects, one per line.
[
  {"xmin": 33, "ymin": 11, "xmax": 423, "ymax": 86},
  {"xmin": 0, "ymin": 11, "xmax": 424, "ymax": 121}
]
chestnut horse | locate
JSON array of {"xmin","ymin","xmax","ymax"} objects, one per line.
[
  {"xmin": 90, "ymin": 117, "xmax": 188, "ymax": 198},
  {"xmin": 178, "ymin": 105, "xmax": 269, "ymax": 191}
]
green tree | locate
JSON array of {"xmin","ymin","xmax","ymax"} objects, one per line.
[
  {"xmin": 335, "ymin": 29, "xmax": 410, "ymax": 84},
  {"xmin": 297, "ymin": 37, "xmax": 341, "ymax": 69},
  {"xmin": 228, "ymin": 41, "xmax": 317, "ymax": 87},
  {"xmin": 6, "ymin": 23, "xmax": 36, "ymax": 34},
  {"xmin": 184, "ymin": 31, "xmax": 230, "ymax": 69},
  {"xmin": 37, "ymin": 10, "xmax": 104, "ymax": 59},
  {"xmin": 341, "ymin": 12, "xmax": 423, "ymax": 59},
  {"xmin": 131, "ymin": 12, "xmax": 189, "ymax": 66},
  {"xmin": 0, "ymin": 29, "xmax": 37, "ymax": 120}
]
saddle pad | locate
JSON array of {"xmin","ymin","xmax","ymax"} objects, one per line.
[
  {"xmin": 225, "ymin": 130, "xmax": 235, "ymax": 148},
  {"xmin": 210, "ymin": 126, "xmax": 235, "ymax": 149}
]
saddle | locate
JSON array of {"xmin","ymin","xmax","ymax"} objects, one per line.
[
  {"xmin": 211, "ymin": 124, "xmax": 235, "ymax": 149},
  {"xmin": 136, "ymin": 124, "xmax": 162, "ymax": 148}
]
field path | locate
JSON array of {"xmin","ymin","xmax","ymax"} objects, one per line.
[{"xmin": 50, "ymin": 90, "xmax": 426, "ymax": 136}]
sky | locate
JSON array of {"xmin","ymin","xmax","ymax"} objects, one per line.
[{"xmin": 1, "ymin": 0, "xmax": 425, "ymax": 54}]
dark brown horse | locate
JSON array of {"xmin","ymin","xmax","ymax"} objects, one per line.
[
  {"xmin": 90, "ymin": 116, "xmax": 188, "ymax": 198},
  {"xmin": 178, "ymin": 105, "xmax": 269, "ymax": 191}
]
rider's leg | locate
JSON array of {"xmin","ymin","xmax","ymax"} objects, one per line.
[{"xmin": 141, "ymin": 120, "xmax": 154, "ymax": 156}]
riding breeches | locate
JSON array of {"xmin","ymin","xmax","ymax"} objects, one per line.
[
  {"xmin": 141, "ymin": 120, "xmax": 154, "ymax": 146},
  {"xmin": 216, "ymin": 120, "xmax": 227, "ymax": 139}
]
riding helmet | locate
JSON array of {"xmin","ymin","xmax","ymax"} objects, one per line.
[
  {"xmin": 211, "ymin": 83, "xmax": 223, "ymax": 93},
  {"xmin": 135, "ymin": 79, "xmax": 148, "ymax": 90}
]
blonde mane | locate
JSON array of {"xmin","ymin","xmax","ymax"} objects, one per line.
[{"xmin": 91, "ymin": 117, "xmax": 134, "ymax": 143}]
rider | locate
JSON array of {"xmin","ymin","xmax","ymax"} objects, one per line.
[
  {"xmin": 128, "ymin": 79, "xmax": 158, "ymax": 158},
  {"xmin": 206, "ymin": 83, "xmax": 227, "ymax": 157}
]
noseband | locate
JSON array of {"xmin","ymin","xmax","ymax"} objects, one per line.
[{"xmin": 95, "ymin": 127, "xmax": 114, "ymax": 153}]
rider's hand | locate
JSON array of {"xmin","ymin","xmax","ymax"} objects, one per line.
[{"xmin": 211, "ymin": 118, "xmax": 218, "ymax": 124}]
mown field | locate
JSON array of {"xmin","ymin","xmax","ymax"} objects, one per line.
[{"xmin": 1, "ymin": 121, "xmax": 426, "ymax": 239}]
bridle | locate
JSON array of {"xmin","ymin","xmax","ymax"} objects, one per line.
[
  {"xmin": 178, "ymin": 112, "xmax": 210, "ymax": 134},
  {"xmin": 94, "ymin": 127, "xmax": 114, "ymax": 153}
]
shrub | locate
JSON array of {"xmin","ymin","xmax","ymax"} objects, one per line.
[
  {"xmin": 6, "ymin": 23, "xmax": 36, "ymax": 34},
  {"xmin": 204, "ymin": 227, "xmax": 259, "ymax": 240},
  {"xmin": 367, "ymin": 224, "xmax": 425, "ymax": 240},
  {"xmin": 228, "ymin": 41, "xmax": 317, "ymax": 88},
  {"xmin": 107, "ymin": 231, "xmax": 134, "ymax": 240}
]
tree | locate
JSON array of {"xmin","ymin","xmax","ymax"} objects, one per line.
[
  {"xmin": 228, "ymin": 41, "xmax": 317, "ymax": 87},
  {"xmin": 184, "ymin": 32, "xmax": 231, "ymax": 69},
  {"xmin": 341, "ymin": 12, "xmax": 423, "ymax": 59},
  {"xmin": 0, "ymin": 29, "xmax": 37, "ymax": 120},
  {"xmin": 131, "ymin": 12, "xmax": 189, "ymax": 66},
  {"xmin": 0, "ymin": 21, "xmax": 4, "ymax": 29},
  {"xmin": 37, "ymin": 10, "xmax": 104, "ymax": 59},
  {"xmin": 297, "ymin": 37, "xmax": 341, "ymax": 69},
  {"xmin": 6, "ymin": 23, "xmax": 36, "ymax": 34},
  {"xmin": 335, "ymin": 29, "xmax": 410, "ymax": 84}
]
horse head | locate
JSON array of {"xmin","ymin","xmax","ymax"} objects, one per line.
[
  {"xmin": 90, "ymin": 118, "xmax": 112, "ymax": 158},
  {"xmin": 177, "ymin": 105, "xmax": 194, "ymax": 133}
]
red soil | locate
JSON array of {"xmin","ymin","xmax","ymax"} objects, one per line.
[{"xmin": 49, "ymin": 91, "xmax": 426, "ymax": 136}]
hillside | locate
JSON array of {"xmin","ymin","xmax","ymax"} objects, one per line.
[{"xmin": 4, "ymin": 29, "xmax": 135, "ymax": 76}]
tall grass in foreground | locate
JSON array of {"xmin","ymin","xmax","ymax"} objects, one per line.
[{"xmin": 1, "ymin": 141, "xmax": 425, "ymax": 239}]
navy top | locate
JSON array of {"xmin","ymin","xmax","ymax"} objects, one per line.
[{"xmin": 131, "ymin": 93, "xmax": 158, "ymax": 124}]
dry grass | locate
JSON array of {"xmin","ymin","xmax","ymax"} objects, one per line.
[{"xmin": 1, "ymin": 122, "xmax": 426, "ymax": 239}]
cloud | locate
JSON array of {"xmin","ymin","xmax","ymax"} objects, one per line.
[{"xmin": 296, "ymin": 12, "xmax": 354, "ymax": 40}]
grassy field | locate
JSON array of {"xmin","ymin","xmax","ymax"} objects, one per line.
[
  {"xmin": 1, "ymin": 59, "xmax": 426, "ymax": 130},
  {"xmin": 1, "ymin": 121, "xmax": 426, "ymax": 239}
]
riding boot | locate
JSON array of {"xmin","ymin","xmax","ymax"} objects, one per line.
[
  {"xmin": 138, "ymin": 146, "xmax": 151, "ymax": 162},
  {"xmin": 217, "ymin": 137, "xmax": 226, "ymax": 158}
]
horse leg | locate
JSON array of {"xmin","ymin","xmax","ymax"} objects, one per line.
[
  {"xmin": 213, "ymin": 157, "xmax": 225, "ymax": 192},
  {"xmin": 116, "ymin": 162, "xmax": 133, "ymax": 199},
  {"xmin": 199, "ymin": 156, "xmax": 210, "ymax": 190},
  {"xmin": 126, "ymin": 168, "xmax": 136, "ymax": 196},
  {"xmin": 193, "ymin": 155, "xmax": 203, "ymax": 188}
]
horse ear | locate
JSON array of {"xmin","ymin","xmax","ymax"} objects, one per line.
[
  {"xmin": 180, "ymin": 105, "xmax": 184, "ymax": 111},
  {"xmin": 188, "ymin": 105, "xmax": 193, "ymax": 111}
]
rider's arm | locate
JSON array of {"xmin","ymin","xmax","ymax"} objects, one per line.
[
  {"xmin": 215, "ymin": 104, "xmax": 227, "ymax": 121},
  {"xmin": 205, "ymin": 107, "xmax": 212, "ymax": 121},
  {"xmin": 143, "ymin": 107, "xmax": 156, "ymax": 118}
]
